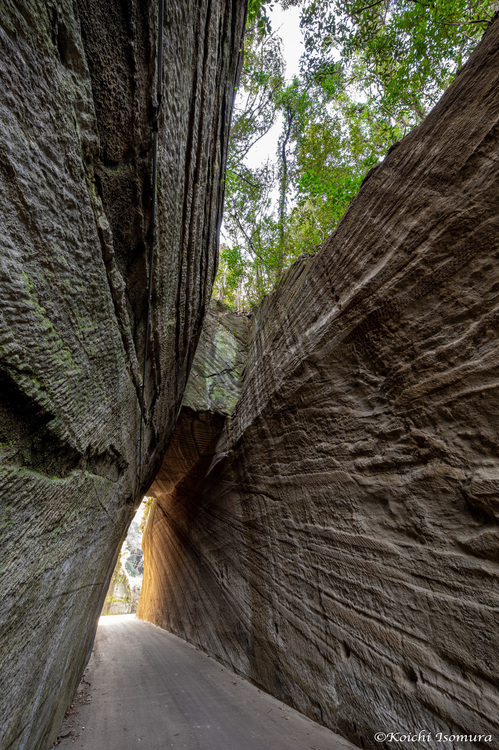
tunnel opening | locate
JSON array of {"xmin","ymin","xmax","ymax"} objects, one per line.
[{"xmin": 100, "ymin": 498, "xmax": 152, "ymax": 617}]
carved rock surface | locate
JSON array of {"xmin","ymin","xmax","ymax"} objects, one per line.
[
  {"xmin": 182, "ymin": 300, "xmax": 251, "ymax": 414},
  {"xmin": 138, "ymin": 20, "xmax": 499, "ymax": 750},
  {"xmin": 137, "ymin": 302, "xmax": 251, "ymax": 596},
  {"xmin": 0, "ymin": 2, "xmax": 245, "ymax": 749}
]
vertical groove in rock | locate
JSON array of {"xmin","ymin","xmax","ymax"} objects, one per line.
[
  {"xmin": 0, "ymin": 1, "xmax": 246, "ymax": 748},
  {"xmin": 138, "ymin": 19, "xmax": 499, "ymax": 750}
]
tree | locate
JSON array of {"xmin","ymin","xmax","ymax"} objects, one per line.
[
  {"xmin": 221, "ymin": 22, "xmax": 285, "ymax": 307},
  {"xmin": 300, "ymin": 0, "xmax": 496, "ymax": 129},
  {"xmin": 216, "ymin": 0, "xmax": 496, "ymax": 309}
]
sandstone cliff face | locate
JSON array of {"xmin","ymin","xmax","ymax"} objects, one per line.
[
  {"xmin": 0, "ymin": 2, "xmax": 245, "ymax": 749},
  {"xmin": 182, "ymin": 300, "xmax": 251, "ymax": 414},
  {"xmin": 138, "ymin": 19, "xmax": 499, "ymax": 750},
  {"xmin": 137, "ymin": 301, "xmax": 251, "ymax": 609}
]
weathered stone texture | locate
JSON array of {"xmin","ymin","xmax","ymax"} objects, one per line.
[
  {"xmin": 0, "ymin": 1, "xmax": 245, "ymax": 748},
  {"xmin": 138, "ymin": 20, "xmax": 499, "ymax": 750},
  {"xmin": 182, "ymin": 300, "xmax": 252, "ymax": 414},
  {"xmin": 137, "ymin": 301, "xmax": 251, "ymax": 610}
]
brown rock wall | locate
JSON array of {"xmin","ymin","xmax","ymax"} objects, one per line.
[
  {"xmin": 0, "ymin": 2, "xmax": 246, "ymax": 748},
  {"xmin": 138, "ymin": 19, "xmax": 499, "ymax": 750}
]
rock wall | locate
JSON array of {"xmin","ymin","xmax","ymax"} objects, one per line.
[
  {"xmin": 138, "ymin": 19, "xmax": 499, "ymax": 750},
  {"xmin": 138, "ymin": 301, "xmax": 251, "ymax": 619},
  {"xmin": 0, "ymin": 2, "xmax": 246, "ymax": 748}
]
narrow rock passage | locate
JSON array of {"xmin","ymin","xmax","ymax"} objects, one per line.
[{"xmin": 56, "ymin": 615, "xmax": 355, "ymax": 750}]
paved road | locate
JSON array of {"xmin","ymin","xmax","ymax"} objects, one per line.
[{"xmin": 56, "ymin": 615, "xmax": 356, "ymax": 750}]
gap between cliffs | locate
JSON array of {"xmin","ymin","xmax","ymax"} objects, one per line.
[{"xmin": 136, "ymin": 17, "xmax": 499, "ymax": 750}]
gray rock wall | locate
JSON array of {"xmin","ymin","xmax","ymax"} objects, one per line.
[
  {"xmin": 182, "ymin": 300, "xmax": 252, "ymax": 414},
  {"xmin": 0, "ymin": 2, "xmax": 246, "ymax": 748},
  {"xmin": 138, "ymin": 19, "xmax": 499, "ymax": 750}
]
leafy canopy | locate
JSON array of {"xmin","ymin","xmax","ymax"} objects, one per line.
[{"xmin": 214, "ymin": 0, "xmax": 495, "ymax": 310}]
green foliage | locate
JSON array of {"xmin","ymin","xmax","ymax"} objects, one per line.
[
  {"xmin": 247, "ymin": 0, "xmax": 273, "ymax": 34},
  {"xmin": 219, "ymin": 22, "xmax": 286, "ymax": 307},
  {"xmin": 215, "ymin": 0, "xmax": 493, "ymax": 309},
  {"xmin": 138, "ymin": 496, "xmax": 156, "ymax": 533},
  {"xmin": 300, "ymin": 0, "xmax": 495, "ymax": 128},
  {"xmin": 104, "ymin": 556, "xmax": 132, "ymax": 609}
]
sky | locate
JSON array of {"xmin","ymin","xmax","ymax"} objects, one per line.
[
  {"xmin": 244, "ymin": 5, "xmax": 304, "ymax": 170},
  {"xmin": 220, "ymin": 6, "xmax": 305, "ymax": 241},
  {"xmin": 271, "ymin": 4, "xmax": 304, "ymax": 80}
]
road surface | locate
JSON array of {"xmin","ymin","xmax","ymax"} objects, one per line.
[{"xmin": 56, "ymin": 614, "xmax": 356, "ymax": 750}]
